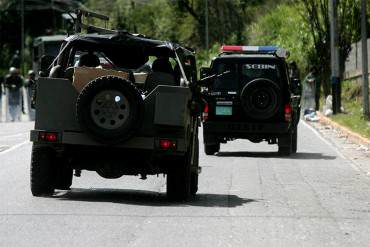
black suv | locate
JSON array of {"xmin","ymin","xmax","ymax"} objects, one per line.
[{"xmin": 200, "ymin": 46, "xmax": 301, "ymax": 155}]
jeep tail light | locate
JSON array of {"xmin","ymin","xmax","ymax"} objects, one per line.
[
  {"xmin": 39, "ymin": 132, "xmax": 58, "ymax": 142},
  {"xmin": 202, "ymin": 103, "xmax": 209, "ymax": 122},
  {"xmin": 284, "ymin": 104, "xmax": 292, "ymax": 122},
  {"xmin": 159, "ymin": 139, "xmax": 177, "ymax": 150}
]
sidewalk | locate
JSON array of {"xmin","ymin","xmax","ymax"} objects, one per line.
[
  {"xmin": 316, "ymin": 111, "xmax": 370, "ymax": 150},
  {"xmin": 306, "ymin": 113, "xmax": 370, "ymax": 176}
]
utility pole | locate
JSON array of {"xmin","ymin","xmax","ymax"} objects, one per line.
[
  {"xmin": 21, "ymin": 0, "xmax": 25, "ymax": 76},
  {"xmin": 330, "ymin": 0, "xmax": 341, "ymax": 114},
  {"xmin": 204, "ymin": 0, "xmax": 209, "ymax": 50},
  {"xmin": 361, "ymin": 0, "xmax": 370, "ymax": 118}
]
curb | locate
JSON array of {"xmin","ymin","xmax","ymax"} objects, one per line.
[{"xmin": 315, "ymin": 111, "xmax": 370, "ymax": 150}]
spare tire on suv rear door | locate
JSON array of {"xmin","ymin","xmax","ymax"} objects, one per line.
[
  {"xmin": 240, "ymin": 78, "xmax": 282, "ymax": 120},
  {"xmin": 76, "ymin": 76, "xmax": 144, "ymax": 144}
]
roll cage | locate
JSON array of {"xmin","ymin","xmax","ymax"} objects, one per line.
[{"xmin": 51, "ymin": 33, "xmax": 196, "ymax": 84}]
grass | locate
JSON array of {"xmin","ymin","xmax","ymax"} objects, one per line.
[{"xmin": 327, "ymin": 79, "xmax": 370, "ymax": 139}]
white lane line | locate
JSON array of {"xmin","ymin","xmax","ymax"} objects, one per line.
[
  {"xmin": 0, "ymin": 140, "xmax": 29, "ymax": 157},
  {"xmin": 301, "ymin": 121, "xmax": 346, "ymax": 159},
  {"xmin": 302, "ymin": 121, "xmax": 362, "ymax": 172}
]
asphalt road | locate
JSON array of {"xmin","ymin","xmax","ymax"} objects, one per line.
[{"xmin": 0, "ymin": 121, "xmax": 369, "ymax": 247}]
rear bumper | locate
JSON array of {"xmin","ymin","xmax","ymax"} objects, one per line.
[
  {"xmin": 30, "ymin": 130, "xmax": 187, "ymax": 152},
  {"xmin": 203, "ymin": 121, "xmax": 291, "ymax": 137}
]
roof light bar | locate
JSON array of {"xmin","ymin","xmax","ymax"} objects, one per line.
[{"xmin": 220, "ymin": 45, "xmax": 289, "ymax": 58}]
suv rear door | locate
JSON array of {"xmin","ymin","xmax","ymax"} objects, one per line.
[{"xmin": 205, "ymin": 56, "xmax": 289, "ymax": 122}]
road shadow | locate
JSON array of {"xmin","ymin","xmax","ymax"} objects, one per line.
[
  {"xmin": 54, "ymin": 188, "xmax": 257, "ymax": 208},
  {"xmin": 216, "ymin": 151, "xmax": 336, "ymax": 160}
]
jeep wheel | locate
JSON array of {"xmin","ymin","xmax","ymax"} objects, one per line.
[
  {"xmin": 240, "ymin": 79, "xmax": 282, "ymax": 120},
  {"xmin": 278, "ymin": 134, "xmax": 292, "ymax": 156},
  {"xmin": 55, "ymin": 157, "xmax": 73, "ymax": 190},
  {"xmin": 30, "ymin": 145, "xmax": 57, "ymax": 196},
  {"xmin": 292, "ymin": 128, "xmax": 298, "ymax": 154},
  {"xmin": 190, "ymin": 138, "xmax": 199, "ymax": 195},
  {"xmin": 76, "ymin": 76, "xmax": 144, "ymax": 144},
  {"xmin": 167, "ymin": 154, "xmax": 191, "ymax": 201},
  {"xmin": 204, "ymin": 142, "xmax": 220, "ymax": 155}
]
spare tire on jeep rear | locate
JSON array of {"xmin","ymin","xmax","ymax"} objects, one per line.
[
  {"xmin": 76, "ymin": 76, "xmax": 144, "ymax": 144},
  {"xmin": 240, "ymin": 78, "xmax": 282, "ymax": 120}
]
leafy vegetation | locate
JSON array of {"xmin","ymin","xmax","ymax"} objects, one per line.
[
  {"xmin": 0, "ymin": 0, "xmax": 368, "ymax": 137},
  {"xmin": 248, "ymin": 3, "xmax": 313, "ymax": 74},
  {"xmin": 331, "ymin": 80, "xmax": 370, "ymax": 138},
  {"xmin": 0, "ymin": 0, "xmax": 365, "ymax": 84}
]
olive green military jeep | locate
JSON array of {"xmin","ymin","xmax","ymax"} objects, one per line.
[{"xmin": 30, "ymin": 11, "xmax": 200, "ymax": 200}]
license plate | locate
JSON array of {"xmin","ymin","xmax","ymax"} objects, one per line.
[{"xmin": 216, "ymin": 106, "xmax": 232, "ymax": 116}]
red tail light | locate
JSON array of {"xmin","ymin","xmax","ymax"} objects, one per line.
[
  {"xmin": 159, "ymin": 139, "xmax": 177, "ymax": 150},
  {"xmin": 284, "ymin": 104, "xmax": 292, "ymax": 122},
  {"xmin": 39, "ymin": 132, "xmax": 58, "ymax": 142},
  {"xmin": 202, "ymin": 103, "xmax": 209, "ymax": 122},
  {"xmin": 284, "ymin": 104, "xmax": 292, "ymax": 114}
]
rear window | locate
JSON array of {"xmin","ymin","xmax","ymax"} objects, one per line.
[
  {"xmin": 212, "ymin": 62, "xmax": 238, "ymax": 90},
  {"xmin": 211, "ymin": 60, "xmax": 282, "ymax": 90}
]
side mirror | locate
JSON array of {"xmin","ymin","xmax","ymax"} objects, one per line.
[
  {"xmin": 39, "ymin": 55, "xmax": 56, "ymax": 77},
  {"xmin": 200, "ymin": 67, "xmax": 211, "ymax": 79},
  {"xmin": 291, "ymin": 78, "xmax": 302, "ymax": 95}
]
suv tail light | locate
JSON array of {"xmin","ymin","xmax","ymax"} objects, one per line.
[
  {"xmin": 284, "ymin": 104, "xmax": 292, "ymax": 122},
  {"xmin": 202, "ymin": 103, "xmax": 209, "ymax": 122}
]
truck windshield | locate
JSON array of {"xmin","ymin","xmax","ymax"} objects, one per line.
[{"xmin": 44, "ymin": 43, "xmax": 62, "ymax": 57}]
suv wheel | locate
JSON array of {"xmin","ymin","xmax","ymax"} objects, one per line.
[
  {"xmin": 30, "ymin": 145, "xmax": 57, "ymax": 196},
  {"xmin": 278, "ymin": 134, "xmax": 293, "ymax": 156},
  {"xmin": 167, "ymin": 154, "xmax": 191, "ymax": 201},
  {"xmin": 204, "ymin": 142, "xmax": 220, "ymax": 155},
  {"xmin": 190, "ymin": 138, "xmax": 199, "ymax": 195}
]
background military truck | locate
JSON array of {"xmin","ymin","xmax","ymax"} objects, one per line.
[
  {"xmin": 32, "ymin": 35, "xmax": 65, "ymax": 75},
  {"xmin": 30, "ymin": 23, "xmax": 200, "ymax": 200},
  {"xmin": 200, "ymin": 45, "xmax": 301, "ymax": 156}
]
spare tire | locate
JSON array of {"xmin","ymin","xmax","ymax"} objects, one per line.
[
  {"xmin": 240, "ymin": 78, "xmax": 282, "ymax": 120},
  {"xmin": 76, "ymin": 76, "xmax": 144, "ymax": 144}
]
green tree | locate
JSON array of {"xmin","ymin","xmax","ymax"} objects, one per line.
[
  {"xmin": 0, "ymin": 0, "xmax": 83, "ymax": 73},
  {"xmin": 84, "ymin": 0, "xmax": 267, "ymax": 49},
  {"xmin": 299, "ymin": 0, "xmax": 361, "ymax": 103},
  {"xmin": 248, "ymin": 4, "xmax": 313, "ymax": 73}
]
